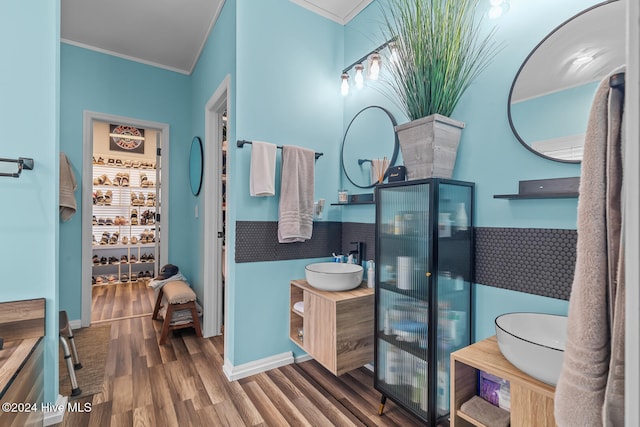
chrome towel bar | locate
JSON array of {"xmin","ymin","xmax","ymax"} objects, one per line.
[
  {"xmin": 0, "ymin": 157, "xmax": 34, "ymax": 178},
  {"xmin": 236, "ymin": 140, "xmax": 323, "ymax": 159}
]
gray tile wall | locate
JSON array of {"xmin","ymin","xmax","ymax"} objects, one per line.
[{"xmin": 235, "ymin": 221, "xmax": 576, "ymax": 301}]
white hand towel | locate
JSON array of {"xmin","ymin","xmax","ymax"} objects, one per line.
[
  {"xmin": 278, "ymin": 145, "xmax": 315, "ymax": 243},
  {"xmin": 250, "ymin": 141, "xmax": 277, "ymax": 196}
]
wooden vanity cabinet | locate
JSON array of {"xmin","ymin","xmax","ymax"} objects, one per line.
[
  {"xmin": 289, "ymin": 279, "xmax": 374, "ymax": 376},
  {"xmin": 450, "ymin": 336, "xmax": 557, "ymax": 427}
]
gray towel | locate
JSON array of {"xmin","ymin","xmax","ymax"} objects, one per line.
[
  {"xmin": 554, "ymin": 67, "xmax": 625, "ymax": 427},
  {"xmin": 460, "ymin": 396, "xmax": 510, "ymax": 427},
  {"xmin": 59, "ymin": 152, "xmax": 77, "ymax": 222},
  {"xmin": 278, "ymin": 145, "xmax": 315, "ymax": 243}
]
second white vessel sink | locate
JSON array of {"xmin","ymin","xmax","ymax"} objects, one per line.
[
  {"xmin": 304, "ymin": 262, "xmax": 363, "ymax": 292},
  {"xmin": 495, "ymin": 312, "xmax": 567, "ymax": 386}
]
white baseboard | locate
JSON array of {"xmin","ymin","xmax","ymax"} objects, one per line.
[
  {"xmin": 294, "ymin": 353, "xmax": 313, "ymax": 364},
  {"xmin": 69, "ymin": 319, "xmax": 82, "ymax": 330},
  {"xmin": 43, "ymin": 394, "xmax": 68, "ymax": 426},
  {"xmin": 223, "ymin": 351, "xmax": 294, "ymax": 381}
]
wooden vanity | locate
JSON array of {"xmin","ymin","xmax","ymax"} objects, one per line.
[
  {"xmin": 450, "ymin": 336, "xmax": 557, "ymax": 427},
  {"xmin": 289, "ymin": 280, "xmax": 374, "ymax": 376},
  {"xmin": 0, "ymin": 298, "xmax": 46, "ymax": 427}
]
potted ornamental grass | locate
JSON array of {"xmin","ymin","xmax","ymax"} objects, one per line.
[{"xmin": 380, "ymin": 0, "xmax": 501, "ymax": 179}]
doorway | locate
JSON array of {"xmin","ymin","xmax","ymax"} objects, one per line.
[
  {"xmin": 203, "ymin": 76, "xmax": 229, "ymax": 340},
  {"xmin": 81, "ymin": 111, "xmax": 170, "ymax": 327}
]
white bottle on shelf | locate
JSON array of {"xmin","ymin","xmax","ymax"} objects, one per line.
[{"xmin": 453, "ymin": 202, "xmax": 468, "ymax": 232}]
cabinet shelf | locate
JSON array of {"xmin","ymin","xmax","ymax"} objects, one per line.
[{"xmin": 330, "ymin": 200, "xmax": 375, "ymax": 206}]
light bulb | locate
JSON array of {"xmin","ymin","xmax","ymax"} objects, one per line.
[
  {"xmin": 340, "ymin": 73, "xmax": 350, "ymax": 96},
  {"xmin": 354, "ymin": 64, "xmax": 364, "ymax": 89},
  {"xmin": 368, "ymin": 53, "xmax": 381, "ymax": 80},
  {"xmin": 389, "ymin": 42, "xmax": 399, "ymax": 65}
]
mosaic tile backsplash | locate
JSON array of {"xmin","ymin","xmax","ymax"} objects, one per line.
[{"xmin": 235, "ymin": 222, "xmax": 576, "ymax": 300}]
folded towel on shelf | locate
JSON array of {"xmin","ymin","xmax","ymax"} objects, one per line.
[
  {"xmin": 250, "ymin": 141, "xmax": 277, "ymax": 196},
  {"xmin": 158, "ymin": 300, "xmax": 203, "ymax": 326},
  {"xmin": 148, "ymin": 272, "xmax": 188, "ymax": 290},
  {"xmin": 460, "ymin": 396, "xmax": 510, "ymax": 427},
  {"xmin": 59, "ymin": 152, "xmax": 77, "ymax": 222},
  {"xmin": 278, "ymin": 145, "xmax": 315, "ymax": 243}
]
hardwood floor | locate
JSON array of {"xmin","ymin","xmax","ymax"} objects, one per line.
[
  {"xmin": 61, "ymin": 314, "xmax": 427, "ymax": 426},
  {"xmin": 91, "ymin": 281, "xmax": 156, "ymax": 323}
]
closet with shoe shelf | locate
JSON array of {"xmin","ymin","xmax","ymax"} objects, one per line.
[{"xmin": 92, "ymin": 161, "xmax": 158, "ymax": 285}]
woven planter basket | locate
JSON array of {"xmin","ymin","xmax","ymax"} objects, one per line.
[{"xmin": 395, "ymin": 114, "xmax": 465, "ymax": 180}]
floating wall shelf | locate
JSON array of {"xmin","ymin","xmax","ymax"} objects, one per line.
[{"xmin": 494, "ymin": 177, "xmax": 579, "ymax": 200}]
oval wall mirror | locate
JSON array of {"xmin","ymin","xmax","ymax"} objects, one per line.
[
  {"xmin": 508, "ymin": 0, "xmax": 624, "ymax": 163},
  {"xmin": 189, "ymin": 136, "xmax": 203, "ymax": 196},
  {"xmin": 341, "ymin": 105, "xmax": 399, "ymax": 189}
]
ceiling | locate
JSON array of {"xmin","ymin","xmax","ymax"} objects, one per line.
[{"xmin": 60, "ymin": 0, "xmax": 372, "ymax": 75}]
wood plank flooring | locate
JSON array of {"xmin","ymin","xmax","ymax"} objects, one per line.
[
  {"xmin": 91, "ymin": 281, "xmax": 156, "ymax": 323},
  {"xmin": 61, "ymin": 314, "xmax": 428, "ymax": 426}
]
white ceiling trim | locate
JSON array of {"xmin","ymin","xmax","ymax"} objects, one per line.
[
  {"xmin": 60, "ymin": 38, "xmax": 191, "ymax": 75},
  {"xmin": 289, "ymin": 0, "xmax": 372, "ymax": 25}
]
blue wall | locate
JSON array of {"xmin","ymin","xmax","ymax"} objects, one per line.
[
  {"xmin": 0, "ymin": 1, "xmax": 60, "ymax": 403},
  {"xmin": 59, "ymin": 45, "xmax": 191, "ymax": 321},
  {"xmin": 228, "ymin": 0, "xmax": 345, "ymax": 365}
]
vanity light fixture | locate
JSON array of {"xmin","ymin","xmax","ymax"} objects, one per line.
[
  {"xmin": 488, "ymin": 0, "xmax": 510, "ymax": 19},
  {"xmin": 354, "ymin": 64, "xmax": 365, "ymax": 89},
  {"xmin": 339, "ymin": 37, "xmax": 396, "ymax": 96},
  {"xmin": 341, "ymin": 73, "xmax": 350, "ymax": 96},
  {"xmin": 368, "ymin": 53, "xmax": 382, "ymax": 81}
]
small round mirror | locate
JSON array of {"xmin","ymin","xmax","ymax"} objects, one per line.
[
  {"xmin": 341, "ymin": 106, "xmax": 399, "ymax": 189},
  {"xmin": 189, "ymin": 136, "xmax": 203, "ymax": 196}
]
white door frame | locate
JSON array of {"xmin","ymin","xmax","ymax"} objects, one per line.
[
  {"xmin": 203, "ymin": 75, "xmax": 230, "ymax": 338},
  {"xmin": 625, "ymin": 0, "xmax": 639, "ymax": 423},
  {"xmin": 81, "ymin": 111, "xmax": 170, "ymax": 327}
]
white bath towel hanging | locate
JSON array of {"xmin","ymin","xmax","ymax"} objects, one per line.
[
  {"xmin": 250, "ymin": 141, "xmax": 277, "ymax": 197},
  {"xmin": 278, "ymin": 145, "xmax": 315, "ymax": 243}
]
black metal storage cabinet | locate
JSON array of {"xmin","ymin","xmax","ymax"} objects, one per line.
[{"xmin": 374, "ymin": 178, "xmax": 474, "ymax": 425}]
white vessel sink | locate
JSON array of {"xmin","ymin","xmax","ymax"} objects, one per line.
[
  {"xmin": 495, "ymin": 312, "xmax": 567, "ymax": 386},
  {"xmin": 304, "ymin": 263, "xmax": 363, "ymax": 292}
]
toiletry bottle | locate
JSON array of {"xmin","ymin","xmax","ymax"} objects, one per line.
[
  {"xmin": 367, "ymin": 260, "xmax": 375, "ymax": 288},
  {"xmin": 453, "ymin": 202, "xmax": 468, "ymax": 232}
]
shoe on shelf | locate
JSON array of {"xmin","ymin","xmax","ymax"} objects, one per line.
[
  {"xmin": 107, "ymin": 158, "xmax": 115, "ymax": 166},
  {"xmin": 132, "ymin": 160, "xmax": 141, "ymax": 168},
  {"xmin": 147, "ymin": 253, "xmax": 155, "ymax": 263},
  {"xmin": 130, "ymin": 236, "xmax": 138, "ymax": 245},
  {"xmin": 130, "ymin": 254, "xmax": 138, "ymax": 263},
  {"xmin": 95, "ymin": 276, "xmax": 104, "ymax": 284},
  {"xmin": 124, "ymin": 159, "xmax": 132, "ymax": 168},
  {"xmin": 92, "ymin": 215, "xmax": 97, "ymax": 225},
  {"xmin": 97, "ymin": 157, "xmax": 105, "ymax": 165},
  {"xmin": 130, "ymin": 273, "xmax": 138, "ymax": 282},
  {"xmin": 109, "ymin": 256, "xmax": 119, "ymax": 265},
  {"xmin": 115, "ymin": 158, "xmax": 123, "ymax": 167},
  {"xmin": 121, "ymin": 274, "xmax": 129, "ymax": 283},
  {"xmin": 104, "ymin": 190, "xmax": 113, "ymax": 206},
  {"xmin": 100, "ymin": 232, "xmax": 110, "ymax": 245},
  {"xmin": 101, "ymin": 174, "xmax": 113, "ymax": 186},
  {"xmin": 95, "ymin": 190, "xmax": 104, "ymax": 205},
  {"xmin": 105, "ymin": 217, "xmax": 114, "ymax": 226},
  {"xmin": 120, "ymin": 254, "xmax": 128, "ymax": 264},
  {"xmin": 100, "ymin": 256, "xmax": 108, "ymax": 265},
  {"xmin": 107, "ymin": 275, "xmax": 116, "ymax": 283},
  {"xmin": 146, "ymin": 193, "xmax": 156, "ymax": 207},
  {"xmin": 109, "ymin": 232, "xmax": 119, "ymax": 245},
  {"xmin": 140, "ymin": 253, "xmax": 148, "ymax": 263},
  {"xmin": 131, "ymin": 209, "xmax": 138, "ymax": 225},
  {"xmin": 93, "ymin": 176, "xmax": 103, "ymax": 186},
  {"xmin": 121, "ymin": 173, "xmax": 130, "ymax": 187},
  {"xmin": 121, "ymin": 236, "xmax": 129, "ymax": 245},
  {"xmin": 140, "ymin": 173, "xmax": 149, "ymax": 188},
  {"xmin": 92, "ymin": 255, "xmax": 100, "ymax": 265},
  {"xmin": 92, "ymin": 276, "xmax": 96, "ymax": 285}
]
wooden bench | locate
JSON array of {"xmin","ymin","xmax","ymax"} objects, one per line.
[{"xmin": 152, "ymin": 281, "xmax": 202, "ymax": 345}]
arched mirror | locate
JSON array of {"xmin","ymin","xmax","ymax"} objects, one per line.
[
  {"xmin": 508, "ymin": 0, "xmax": 624, "ymax": 163},
  {"xmin": 189, "ymin": 136, "xmax": 203, "ymax": 196},
  {"xmin": 341, "ymin": 106, "xmax": 399, "ymax": 189}
]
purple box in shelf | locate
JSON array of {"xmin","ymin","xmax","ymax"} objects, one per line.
[{"xmin": 479, "ymin": 370, "xmax": 511, "ymax": 412}]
